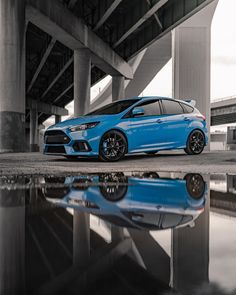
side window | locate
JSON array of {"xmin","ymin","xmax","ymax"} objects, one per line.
[
  {"xmin": 181, "ymin": 103, "xmax": 194, "ymax": 113},
  {"xmin": 162, "ymin": 99, "xmax": 184, "ymax": 115},
  {"xmin": 136, "ymin": 100, "xmax": 161, "ymax": 116}
]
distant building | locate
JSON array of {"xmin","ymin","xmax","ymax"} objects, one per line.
[{"xmin": 227, "ymin": 126, "xmax": 236, "ymax": 150}]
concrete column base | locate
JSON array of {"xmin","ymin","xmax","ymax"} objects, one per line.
[
  {"xmin": 30, "ymin": 144, "xmax": 39, "ymax": 152},
  {"xmin": 0, "ymin": 111, "xmax": 25, "ymax": 153}
]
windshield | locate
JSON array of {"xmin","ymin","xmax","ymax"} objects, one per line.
[{"xmin": 86, "ymin": 99, "xmax": 140, "ymax": 116}]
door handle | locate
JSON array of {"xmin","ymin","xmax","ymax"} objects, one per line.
[{"xmin": 156, "ymin": 119, "xmax": 163, "ymax": 123}]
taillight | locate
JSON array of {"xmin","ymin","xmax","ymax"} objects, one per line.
[{"xmin": 196, "ymin": 115, "xmax": 206, "ymax": 121}]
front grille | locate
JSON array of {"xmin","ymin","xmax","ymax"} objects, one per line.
[
  {"xmin": 46, "ymin": 146, "xmax": 66, "ymax": 154},
  {"xmin": 45, "ymin": 130, "xmax": 65, "ymax": 136},
  {"xmin": 44, "ymin": 130, "xmax": 70, "ymax": 144}
]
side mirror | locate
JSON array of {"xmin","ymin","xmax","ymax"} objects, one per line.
[{"xmin": 132, "ymin": 107, "xmax": 144, "ymax": 117}]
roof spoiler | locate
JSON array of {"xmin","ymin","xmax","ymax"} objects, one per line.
[{"xmin": 183, "ymin": 99, "xmax": 196, "ymax": 107}]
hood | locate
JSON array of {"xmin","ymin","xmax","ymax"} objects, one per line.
[{"xmin": 48, "ymin": 114, "xmax": 114, "ymax": 130}]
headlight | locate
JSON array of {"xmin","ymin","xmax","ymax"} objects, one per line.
[{"xmin": 69, "ymin": 122, "xmax": 100, "ymax": 132}]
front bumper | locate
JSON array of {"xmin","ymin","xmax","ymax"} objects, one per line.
[{"xmin": 44, "ymin": 128, "xmax": 100, "ymax": 156}]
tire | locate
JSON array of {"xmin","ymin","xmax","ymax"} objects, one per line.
[
  {"xmin": 142, "ymin": 172, "xmax": 159, "ymax": 179},
  {"xmin": 145, "ymin": 151, "xmax": 158, "ymax": 155},
  {"xmin": 185, "ymin": 173, "xmax": 205, "ymax": 200},
  {"xmin": 184, "ymin": 130, "xmax": 205, "ymax": 155},
  {"xmin": 99, "ymin": 130, "xmax": 127, "ymax": 162},
  {"xmin": 99, "ymin": 173, "xmax": 128, "ymax": 201}
]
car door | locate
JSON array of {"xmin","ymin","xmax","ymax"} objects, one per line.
[
  {"xmin": 160, "ymin": 99, "xmax": 190, "ymax": 148},
  {"xmin": 123, "ymin": 99, "xmax": 166, "ymax": 152}
]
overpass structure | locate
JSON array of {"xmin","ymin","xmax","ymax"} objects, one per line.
[
  {"xmin": 211, "ymin": 96, "xmax": 236, "ymax": 126},
  {"xmin": 0, "ymin": 0, "xmax": 218, "ymax": 152}
]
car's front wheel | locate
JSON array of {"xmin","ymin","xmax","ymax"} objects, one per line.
[
  {"xmin": 184, "ymin": 130, "xmax": 205, "ymax": 155},
  {"xmin": 185, "ymin": 173, "xmax": 205, "ymax": 199},
  {"xmin": 99, "ymin": 130, "xmax": 127, "ymax": 162}
]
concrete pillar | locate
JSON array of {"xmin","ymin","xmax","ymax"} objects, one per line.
[
  {"xmin": 111, "ymin": 225, "xmax": 124, "ymax": 244},
  {"xmin": 172, "ymin": 1, "xmax": 218, "ymax": 151},
  {"xmin": 0, "ymin": 0, "xmax": 26, "ymax": 153},
  {"xmin": 0, "ymin": 178, "xmax": 25, "ymax": 294},
  {"xmin": 171, "ymin": 176, "xmax": 210, "ymax": 294},
  {"xmin": 74, "ymin": 49, "xmax": 91, "ymax": 117},
  {"xmin": 55, "ymin": 115, "xmax": 61, "ymax": 124},
  {"xmin": 30, "ymin": 108, "xmax": 39, "ymax": 152},
  {"xmin": 73, "ymin": 211, "xmax": 90, "ymax": 267},
  {"xmin": 112, "ymin": 76, "xmax": 125, "ymax": 102}
]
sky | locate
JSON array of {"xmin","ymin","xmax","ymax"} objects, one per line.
[
  {"xmin": 143, "ymin": 0, "xmax": 236, "ymax": 100},
  {"xmin": 46, "ymin": 0, "xmax": 236, "ymax": 127}
]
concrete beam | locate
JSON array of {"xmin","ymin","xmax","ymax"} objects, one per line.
[
  {"xmin": 54, "ymin": 83, "xmax": 74, "ymax": 104},
  {"xmin": 26, "ymin": 99, "xmax": 68, "ymax": 116},
  {"xmin": 94, "ymin": 0, "xmax": 123, "ymax": 31},
  {"xmin": 27, "ymin": 38, "xmax": 56, "ymax": 94},
  {"xmin": 211, "ymin": 105, "xmax": 236, "ymax": 117},
  {"xmin": 211, "ymin": 97, "xmax": 236, "ymax": 109},
  {"xmin": 41, "ymin": 57, "xmax": 73, "ymax": 100},
  {"xmin": 113, "ymin": 0, "xmax": 168, "ymax": 48},
  {"xmin": 146, "ymin": 0, "xmax": 163, "ymax": 29},
  {"xmin": 26, "ymin": 0, "xmax": 133, "ymax": 79}
]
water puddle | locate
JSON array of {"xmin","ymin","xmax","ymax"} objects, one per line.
[{"xmin": 0, "ymin": 172, "xmax": 236, "ymax": 294}]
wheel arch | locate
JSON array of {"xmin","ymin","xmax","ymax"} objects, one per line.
[
  {"xmin": 100, "ymin": 128, "xmax": 129, "ymax": 153},
  {"xmin": 186, "ymin": 128, "xmax": 206, "ymax": 146}
]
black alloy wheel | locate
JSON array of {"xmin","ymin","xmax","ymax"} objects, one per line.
[
  {"xmin": 184, "ymin": 130, "xmax": 205, "ymax": 155},
  {"xmin": 99, "ymin": 130, "xmax": 127, "ymax": 162},
  {"xmin": 185, "ymin": 174, "xmax": 205, "ymax": 199},
  {"xmin": 99, "ymin": 173, "xmax": 128, "ymax": 201}
]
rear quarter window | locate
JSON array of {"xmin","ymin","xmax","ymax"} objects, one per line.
[
  {"xmin": 162, "ymin": 99, "xmax": 184, "ymax": 115},
  {"xmin": 181, "ymin": 103, "xmax": 194, "ymax": 113}
]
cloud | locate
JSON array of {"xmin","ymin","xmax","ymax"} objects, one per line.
[{"xmin": 212, "ymin": 56, "xmax": 236, "ymax": 66}]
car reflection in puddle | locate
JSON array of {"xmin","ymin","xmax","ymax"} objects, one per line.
[
  {"xmin": 42, "ymin": 173, "xmax": 207, "ymax": 231},
  {"xmin": 1, "ymin": 173, "xmax": 236, "ymax": 295}
]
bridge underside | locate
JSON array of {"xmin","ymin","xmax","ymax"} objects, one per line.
[
  {"xmin": 211, "ymin": 98, "xmax": 236, "ymax": 126},
  {"xmin": 0, "ymin": 0, "xmax": 218, "ymax": 152},
  {"xmin": 211, "ymin": 113, "xmax": 236, "ymax": 126}
]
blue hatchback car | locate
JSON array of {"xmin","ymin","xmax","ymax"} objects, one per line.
[{"xmin": 44, "ymin": 97, "xmax": 208, "ymax": 161}]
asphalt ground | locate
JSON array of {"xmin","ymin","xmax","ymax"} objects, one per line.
[{"xmin": 0, "ymin": 150, "xmax": 235, "ymax": 176}]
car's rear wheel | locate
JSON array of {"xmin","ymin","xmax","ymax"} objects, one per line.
[
  {"xmin": 184, "ymin": 130, "xmax": 205, "ymax": 155},
  {"xmin": 99, "ymin": 130, "xmax": 127, "ymax": 162}
]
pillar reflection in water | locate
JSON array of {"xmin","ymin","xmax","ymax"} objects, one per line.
[
  {"xmin": 0, "ymin": 178, "xmax": 25, "ymax": 295},
  {"xmin": 171, "ymin": 176, "xmax": 210, "ymax": 294},
  {"xmin": 73, "ymin": 211, "xmax": 90, "ymax": 267}
]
